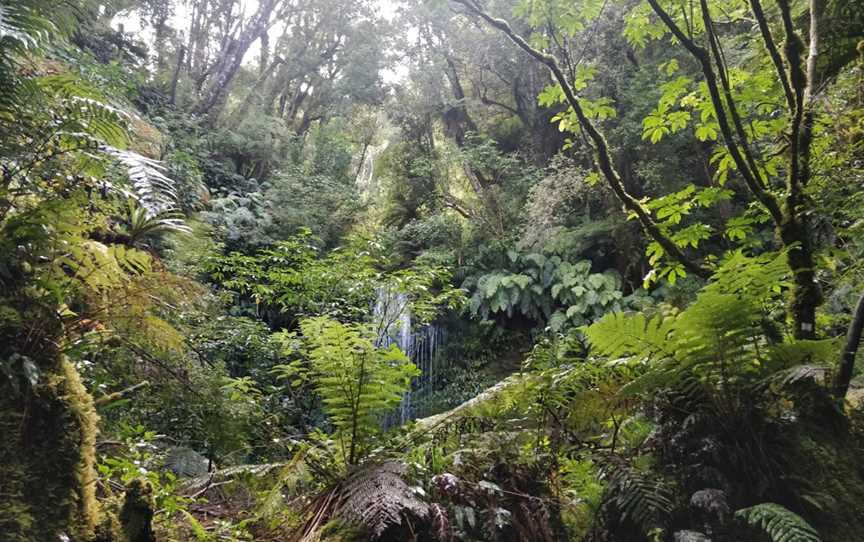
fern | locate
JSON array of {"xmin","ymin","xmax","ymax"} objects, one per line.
[
  {"xmin": 103, "ymin": 147, "xmax": 180, "ymax": 215},
  {"xmin": 604, "ymin": 464, "xmax": 673, "ymax": 535},
  {"xmin": 586, "ymin": 252, "xmax": 804, "ymax": 402},
  {"xmin": 119, "ymin": 199, "xmax": 191, "ymax": 245},
  {"xmin": 0, "ymin": 1, "xmax": 55, "ymax": 100},
  {"xmin": 586, "ymin": 311, "xmax": 677, "ymax": 362},
  {"xmin": 296, "ymin": 317, "xmax": 419, "ymax": 465},
  {"xmin": 54, "ymin": 241, "xmax": 151, "ymax": 293},
  {"xmin": 180, "ymin": 510, "xmax": 211, "ymax": 541},
  {"xmin": 0, "ymin": 2, "xmax": 53, "ymax": 54},
  {"xmin": 334, "ymin": 462, "xmax": 430, "ymax": 538},
  {"xmin": 735, "ymin": 503, "xmax": 821, "ymax": 542}
]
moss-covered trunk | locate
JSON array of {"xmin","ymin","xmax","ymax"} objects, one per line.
[{"xmin": 0, "ymin": 355, "xmax": 102, "ymax": 541}]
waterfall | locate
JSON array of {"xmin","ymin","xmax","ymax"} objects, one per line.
[{"xmin": 373, "ymin": 287, "xmax": 445, "ymax": 424}]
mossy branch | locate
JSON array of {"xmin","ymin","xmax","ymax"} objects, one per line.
[{"xmin": 94, "ymin": 381, "xmax": 150, "ymax": 407}]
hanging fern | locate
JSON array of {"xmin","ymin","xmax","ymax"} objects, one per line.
[{"xmin": 735, "ymin": 503, "xmax": 821, "ymax": 542}]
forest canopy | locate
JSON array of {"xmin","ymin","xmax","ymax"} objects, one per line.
[{"xmin": 0, "ymin": 0, "xmax": 863, "ymax": 540}]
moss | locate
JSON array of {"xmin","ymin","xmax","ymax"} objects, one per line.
[
  {"xmin": 319, "ymin": 519, "xmax": 369, "ymax": 542},
  {"xmin": 0, "ymin": 355, "xmax": 103, "ymax": 540},
  {"xmin": 120, "ymin": 479, "xmax": 156, "ymax": 542},
  {"xmin": 783, "ymin": 421, "xmax": 864, "ymax": 542}
]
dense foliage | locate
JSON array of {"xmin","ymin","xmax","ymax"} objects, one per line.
[{"xmin": 0, "ymin": 0, "xmax": 862, "ymax": 541}]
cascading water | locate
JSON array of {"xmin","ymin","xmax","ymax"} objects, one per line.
[{"xmin": 373, "ymin": 287, "xmax": 446, "ymax": 424}]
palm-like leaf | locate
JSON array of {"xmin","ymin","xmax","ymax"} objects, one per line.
[
  {"xmin": 118, "ymin": 199, "xmax": 191, "ymax": 245},
  {"xmin": 104, "ymin": 147, "xmax": 180, "ymax": 215},
  {"xmin": 736, "ymin": 503, "xmax": 821, "ymax": 542}
]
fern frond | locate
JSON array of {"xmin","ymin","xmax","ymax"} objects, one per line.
[
  {"xmin": 604, "ymin": 465, "xmax": 673, "ymax": 534},
  {"xmin": 674, "ymin": 531, "xmax": 712, "ymax": 541},
  {"xmin": 300, "ymin": 317, "xmax": 419, "ymax": 465},
  {"xmin": 586, "ymin": 311, "xmax": 676, "ymax": 362},
  {"xmin": 0, "ymin": 3, "xmax": 53, "ymax": 54},
  {"xmin": 103, "ymin": 147, "xmax": 179, "ymax": 215},
  {"xmin": 180, "ymin": 510, "xmax": 209, "ymax": 541},
  {"xmin": 69, "ymin": 96, "xmax": 130, "ymax": 146},
  {"xmin": 334, "ymin": 462, "xmax": 429, "ymax": 539},
  {"xmin": 767, "ymin": 339, "xmax": 840, "ymax": 369},
  {"xmin": 54, "ymin": 240, "xmax": 151, "ymax": 292},
  {"xmin": 735, "ymin": 503, "xmax": 821, "ymax": 542},
  {"xmin": 429, "ymin": 503, "xmax": 452, "ymax": 542},
  {"xmin": 119, "ymin": 199, "xmax": 191, "ymax": 244},
  {"xmin": 766, "ymin": 365, "xmax": 829, "ymax": 389},
  {"xmin": 0, "ymin": 2, "xmax": 54, "ymax": 107}
]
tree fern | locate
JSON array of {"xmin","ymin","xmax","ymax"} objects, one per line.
[
  {"xmin": 296, "ymin": 317, "xmax": 419, "ymax": 465},
  {"xmin": 585, "ymin": 252, "xmax": 807, "ymax": 402},
  {"xmin": 735, "ymin": 503, "xmax": 821, "ymax": 542}
]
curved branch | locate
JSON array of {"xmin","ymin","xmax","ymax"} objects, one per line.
[
  {"xmin": 702, "ymin": 0, "xmax": 771, "ymax": 191},
  {"xmin": 453, "ymin": 0, "xmax": 711, "ymax": 279}
]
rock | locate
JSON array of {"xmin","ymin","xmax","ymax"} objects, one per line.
[
  {"xmin": 164, "ymin": 446, "xmax": 210, "ymax": 478},
  {"xmin": 690, "ymin": 488, "xmax": 730, "ymax": 519},
  {"xmin": 674, "ymin": 530, "xmax": 712, "ymax": 542}
]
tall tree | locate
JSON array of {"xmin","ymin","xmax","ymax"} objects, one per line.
[
  {"xmin": 452, "ymin": 0, "xmax": 854, "ymax": 339},
  {"xmin": 192, "ymin": 0, "xmax": 285, "ymax": 122}
]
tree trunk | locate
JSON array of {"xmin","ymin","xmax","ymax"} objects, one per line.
[
  {"xmin": 193, "ymin": 0, "xmax": 280, "ymax": 124},
  {"xmin": 0, "ymin": 354, "xmax": 102, "ymax": 541},
  {"xmin": 780, "ymin": 218, "xmax": 822, "ymax": 339},
  {"xmin": 228, "ymin": 56, "xmax": 284, "ymax": 123},
  {"xmin": 169, "ymin": 45, "xmax": 186, "ymax": 106},
  {"xmin": 833, "ymin": 292, "xmax": 864, "ymax": 401}
]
